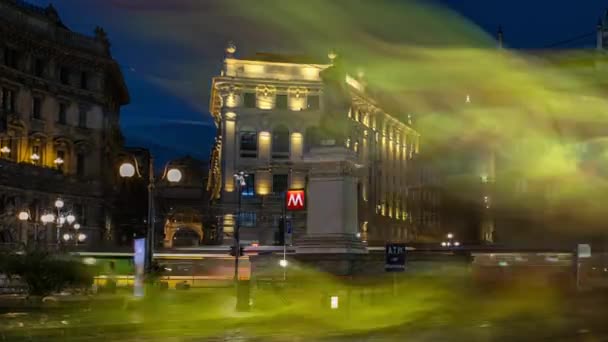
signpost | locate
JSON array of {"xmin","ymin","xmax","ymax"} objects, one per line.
[
  {"xmin": 285, "ymin": 220, "xmax": 293, "ymax": 246},
  {"xmin": 575, "ymin": 243, "xmax": 591, "ymax": 291},
  {"xmin": 134, "ymin": 238, "xmax": 146, "ymax": 297},
  {"xmin": 386, "ymin": 243, "xmax": 406, "ymax": 296},
  {"xmin": 385, "ymin": 243, "xmax": 406, "ymax": 272}
]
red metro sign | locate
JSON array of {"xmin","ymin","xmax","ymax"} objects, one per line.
[{"xmin": 286, "ymin": 189, "xmax": 306, "ymax": 211}]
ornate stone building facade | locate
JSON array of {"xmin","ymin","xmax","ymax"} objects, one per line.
[
  {"xmin": 207, "ymin": 44, "xmax": 428, "ymax": 246},
  {"xmin": 158, "ymin": 156, "xmax": 213, "ymax": 248},
  {"xmin": 0, "ymin": 0, "xmax": 129, "ymax": 247}
]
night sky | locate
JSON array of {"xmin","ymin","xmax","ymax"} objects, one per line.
[{"xmin": 27, "ymin": 0, "xmax": 607, "ymax": 165}]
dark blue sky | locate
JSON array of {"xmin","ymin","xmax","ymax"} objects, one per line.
[{"xmin": 28, "ymin": 0, "xmax": 607, "ymax": 164}]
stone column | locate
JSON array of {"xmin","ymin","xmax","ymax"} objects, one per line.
[{"xmin": 296, "ymin": 146, "xmax": 367, "ymax": 254}]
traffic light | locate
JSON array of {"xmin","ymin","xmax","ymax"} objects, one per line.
[{"xmin": 230, "ymin": 246, "xmax": 244, "ymax": 256}]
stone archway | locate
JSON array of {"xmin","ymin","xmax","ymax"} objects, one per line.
[{"xmin": 163, "ymin": 220, "xmax": 204, "ymax": 248}]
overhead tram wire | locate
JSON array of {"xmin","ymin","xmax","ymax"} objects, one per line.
[{"xmin": 542, "ymin": 31, "xmax": 595, "ymax": 49}]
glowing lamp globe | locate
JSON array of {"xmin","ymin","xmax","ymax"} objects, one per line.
[
  {"xmin": 18, "ymin": 211, "xmax": 29, "ymax": 221},
  {"xmin": 73, "ymin": 223, "xmax": 81, "ymax": 230},
  {"xmin": 66, "ymin": 214, "xmax": 76, "ymax": 224},
  {"xmin": 166, "ymin": 168, "xmax": 182, "ymax": 183},
  {"xmin": 62, "ymin": 233, "xmax": 71, "ymax": 241},
  {"xmin": 54, "ymin": 198, "xmax": 64, "ymax": 209},
  {"xmin": 119, "ymin": 162, "xmax": 136, "ymax": 178},
  {"xmin": 279, "ymin": 259, "xmax": 288, "ymax": 268},
  {"xmin": 77, "ymin": 233, "xmax": 86, "ymax": 242}
]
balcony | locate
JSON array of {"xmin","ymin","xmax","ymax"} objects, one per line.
[{"xmin": 0, "ymin": 158, "xmax": 102, "ymax": 196}]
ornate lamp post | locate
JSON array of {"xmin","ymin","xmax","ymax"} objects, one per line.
[
  {"xmin": 233, "ymin": 171, "xmax": 247, "ymax": 282},
  {"xmin": 119, "ymin": 156, "xmax": 182, "ymax": 273}
]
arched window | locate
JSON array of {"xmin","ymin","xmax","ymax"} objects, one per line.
[
  {"xmin": 304, "ymin": 126, "xmax": 320, "ymax": 153},
  {"xmin": 272, "ymin": 125, "xmax": 289, "ymax": 159}
]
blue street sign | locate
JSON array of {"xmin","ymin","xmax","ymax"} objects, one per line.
[{"xmin": 385, "ymin": 243, "xmax": 406, "ymax": 272}]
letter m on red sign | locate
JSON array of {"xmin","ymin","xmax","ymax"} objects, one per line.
[{"xmin": 286, "ymin": 189, "xmax": 305, "ymax": 211}]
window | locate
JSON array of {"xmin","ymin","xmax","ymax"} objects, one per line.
[
  {"xmin": 272, "ymin": 125, "xmax": 290, "ymax": 159},
  {"xmin": 76, "ymin": 153, "xmax": 85, "ymax": 176},
  {"xmin": 1, "ymin": 88, "xmax": 15, "ymax": 113},
  {"xmin": 307, "ymin": 95, "xmax": 320, "ymax": 110},
  {"xmin": 31, "ymin": 145, "xmax": 41, "ymax": 165},
  {"xmin": 3, "ymin": 47, "xmax": 18, "ymax": 69},
  {"xmin": 241, "ymin": 174, "xmax": 255, "ymax": 197},
  {"xmin": 59, "ymin": 67, "xmax": 70, "ymax": 85},
  {"xmin": 0, "ymin": 137, "xmax": 15, "ymax": 160},
  {"xmin": 78, "ymin": 109, "xmax": 87, "ymax": 128},
  {"xmin": 32, "ymin": 97, "xmax": 42, "ymax": 119},
  {"xmin": 239, "ymin": 131, "xmax": 257, "ymax": 158},
  {"xmin": 238, "ymin": 212, "xmax": 256, "ymax": 227},
  {"xmin": 33, "ymin": 58, "xmax": 45, "ymax": 77},
  {"xmin": 55, "ymin": 150, "xmax": 65, "ymax": 171},
  {"xmin": 80, "ymin": 71, "xmax": 88, "ymax": 90},
  {"xmin": 276, "ymin": 94, "xmax": 288, "ymax": 109},
  {"xmin": 58, "ymin": 103, "xmax": 67, "ymax": 124},
  {"xmin": 272, "ymin": 174, "xmax": 288, "ymax": 194},
  {"xmin": 243, "ymin": 92, "xmax": 256, "ymax": 108}
]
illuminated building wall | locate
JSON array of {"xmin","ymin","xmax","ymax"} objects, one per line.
[
  {"xmin": 207, "ymin": 44, "xmax": 422, "ymax": 246},
  {"xmin": 0, "ymin": 0, "xmax": 129, "ymax": 247}
]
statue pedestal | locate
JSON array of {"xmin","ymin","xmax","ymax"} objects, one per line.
[{"xmin": 296, "ymin": 146, "xmax": 367, "ymax": 257}]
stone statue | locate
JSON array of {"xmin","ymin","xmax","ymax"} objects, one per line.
[{"xmin": 317, "ymin": 55, "xmax": 351, "ymax": 147}]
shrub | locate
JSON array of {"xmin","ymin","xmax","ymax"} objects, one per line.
[{"xmin": 0, "ymin": 251, "xmax": 94, "ymax": 296}]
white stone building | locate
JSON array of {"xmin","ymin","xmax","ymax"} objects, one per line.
[{"xmin": 207, "ymin": 44, "xmax": 434, "ymax": 246}]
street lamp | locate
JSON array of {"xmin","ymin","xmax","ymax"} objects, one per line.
[
  {"xmin": 41, "ymin": 213, "xmax": 55, "ymax": 224},
  {"xmin": 77, "ymin": 233, "xmax": 86, "ymax": 242},
  {"xmin": 54, "ymin": 198, "xmax": 64, "ymax": 209},
  {"xmin": 18, "ymin": 211, "xmax": 29, "ymax": 221},
  {"xmin": 66, "ymin": 214, "xmax": 76, "ymax": 224},
  {"xmin": 62, "ymin": 233, "xmax": 71, "ymax": 242},
  {"xmin": 119, "ymin": 162, "xmax": 136, "ymax": 178},
  {"xmin": 166, "ymin": 168, "xmax": 182, "ymax": 183},
  {"xmin": 233, "ymin": 171, "xmax": 247, "ymax": 282},
  {"xmin": 118, "ymin": 154, "xmax": 183, "ymax": 275},
  {"xmin": 73, "ymin": 223, "xmax": 81, "ymax": 230}
]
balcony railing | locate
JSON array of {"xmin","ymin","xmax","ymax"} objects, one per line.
[{"xmin": 0, "ymin": 158, "xmax": 102, "ymax": 196}]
